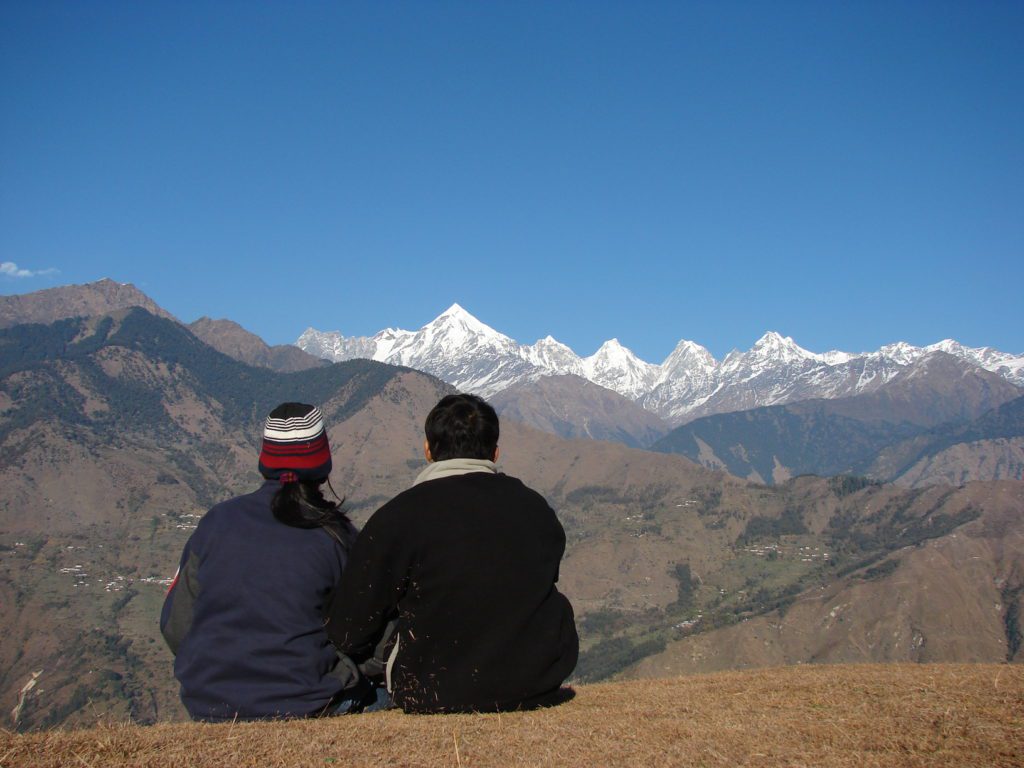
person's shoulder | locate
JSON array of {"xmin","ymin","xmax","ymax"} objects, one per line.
[
  {"xmin": 206, "ymin": 488, "xmax": 258, "ymax": 516},
  {"xmin": 198, "ymin": 486, "xmax": 268, "ymax": 528},
  {"xmin": 363, "ymin": 485, "xmax": 424, "ymax": 527},
  {"xmin": 492, "ymin": 473, "xmax": 553, "ymax": 507},
  {"xmin": 492, "ymin": 471, "xmax": 539, "ymax": 493}
]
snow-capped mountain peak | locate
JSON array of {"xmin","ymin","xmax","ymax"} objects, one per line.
[
  {"xmin": 717, "ymin": 332, "xmax": 816, "ymax": 381},
  {"xmin": 593, "ymin": 337, "xmax": 626, "ymax": 355},
  {"xmin": 924, "ymin": 339, "xmax": 1016, "ymax": 369},
  {"xmin": 523, "ymin": 335, "xmax": 583, "ymax": 374},
  {"xmin": 385, "ymin": 304, "xmax": 514, "ymax": 368},
  {"xmin": 295, "ymin": 307, "xmax": 1024, "ymax": 423},
  {"xmin": 586, "ymin": 339, "xmax": 646, "ymax": 372},
  {"xmin": 820, "ymin": 350, "xmax": 856, "ymax": 366},
  {"xmin": 582, "ymin": 339, "xmax": 660, "ymax": 399},
  {"xmin": 425, "ymin": 303, "xmax": 509, "ymax": 345},
  {"xmin": 660, "ymin": 339, "xmax": 717, "ymax": 371},
  {"xmin": 368, "ymin": 327, "xmax": 413, "ymax": 361},
  {"xmin": 749, "ymin": 331, "xmax": 815, "ymax": 362},
  {"xmin": 876, "ymin": 341, "xmax": 922, "ymax": 365}
]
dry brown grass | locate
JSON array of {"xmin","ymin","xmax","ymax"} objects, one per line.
[{"xmin": 2, "ymin": 664, "xmax": 1021, "ymax": 767}]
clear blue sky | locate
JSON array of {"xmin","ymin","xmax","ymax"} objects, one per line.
[{"xmin": 2, "ymin": 1, "xmax": 1022, "ymax": 361}]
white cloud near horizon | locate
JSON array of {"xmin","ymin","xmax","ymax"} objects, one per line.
[{"xmin": 1, "ymin": 261, "xmax": 59, "ymax": 278}]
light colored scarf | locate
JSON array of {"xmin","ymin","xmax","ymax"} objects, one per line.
[{"xmin": 413, "ymin": 458, "xmax": 497, "ymax": 486}]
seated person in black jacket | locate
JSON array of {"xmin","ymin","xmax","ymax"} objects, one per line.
[{"xmin": 326, "ymin": 393, "xmax": 578, "ymax": 713}]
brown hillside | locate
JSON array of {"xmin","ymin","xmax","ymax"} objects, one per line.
[
  {"xmin": 0, "ymin": 279, "xmax": 176, "ymax": 329},
  {"xmin": 2, "ymin": 665, "xmax": 1021, "ymax": 768},
  {"xmin": 491, "ymin": 373, "xmax": 670, "ymax": 448},
  {"xmin": 892, "ymin": 438, "xmax": 1024, "ymax": 488},
  {"xmin": 625, "ymin": 481, "xmax": 1024, "ymax": 678},
  {"xmin": 187, "ymin": 317, "xmax": 325, "ymax": 372}
]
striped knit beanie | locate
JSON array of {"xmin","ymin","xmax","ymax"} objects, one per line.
[{"xmin": 258, "ymin": 402, "xmax": 332, "ymax": 483}]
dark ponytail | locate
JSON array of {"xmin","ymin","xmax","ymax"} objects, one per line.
[{"xmin": 272, "ymin": 480, "xmax": 355, "ymax": 551}]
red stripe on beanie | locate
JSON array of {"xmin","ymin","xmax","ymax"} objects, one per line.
[
  {"xmin": 261, "ymin": 435, "xmax": 330, "ymax": 461},
  {"xmin": 259, "ymin": 444, "xmax": 332, "ymax": 470},
  {"xmin": 260, "ymin": 436, "xmax": 330, "ymax": 456}
]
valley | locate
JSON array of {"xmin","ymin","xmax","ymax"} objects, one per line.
[{"xmin": 0, "ymin": 283, "xmax": 1021, "ymax": 730}]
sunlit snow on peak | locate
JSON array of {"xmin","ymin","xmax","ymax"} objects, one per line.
[{"xmin": 296, "ymin": 306, "xmax": 1024, "ymax": 416}]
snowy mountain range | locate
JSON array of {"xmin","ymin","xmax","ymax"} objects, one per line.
[{"xmin": 296, "ymin": 304, "xmax": 1024, "ymax": 426}]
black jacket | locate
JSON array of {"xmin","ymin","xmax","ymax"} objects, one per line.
[{"xmin": 326, "ymin": 471, "xmax": 578, "ymax": 713}]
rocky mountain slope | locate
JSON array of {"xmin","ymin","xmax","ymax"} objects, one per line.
[
  {"xmin": 187, "ymin": 317, "xmax": 326, "ymax": 372},
  {"xmin": 625, "ymin": 480, "xmax": 1024, "ymax": 678},
  {"xmin": 0, "ymin": 279, "xmax": 326, "ymax": 374},
  {"xmin": 867, "ymin": 395, "xmax": 1024, "ymax": 486},
  {"xmin": 884, "ymin": 439, "xmax": 1024, "ymax": 489},
  {"xmin": 651, "ymin": 356, "xmax": 1023, "ymax": 484},
  {"xmin": 490, "ymin": 374, "xmax": 670, "ymax": 448},
  {"xmin": 297, "ymin": 305, "xmax": 1024, "ymax": 427},
  {"xmin": 0, "ymin": 278, "xmax": 176, "ymax": 328}
]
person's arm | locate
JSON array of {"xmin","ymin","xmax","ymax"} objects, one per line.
[
  {"xmin": 325, "ymin": 507, "xmax": 411, "ymax": 663},
  {"xmin": 542, "ymin": 496, "xmax": 568, "ymax": 580},
  {"xmin": 160, "ymin": 540, "xmax": 201, "ymax": 655}
]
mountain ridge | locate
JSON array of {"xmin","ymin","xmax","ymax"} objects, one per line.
[
  {"xmin": 2, "ymin": 307, "xmax": 1022, "ymax": 730},
  {"xmin": 297, "ymin": 304, "xmax": 1024, "ymax": 425},
  {"xmin": 491, "ymin": 374, "xmax": 670, "ymax": 448},
  {"xmin": 651, "ymin": 357, "xmax": 1024, "ymax": 486},
  {"xmin": 0, "ymin": 279, "xmax": 177, "ymax": 329},
  {"xmin": 187, "ymin": 317, "xmax": 326, "ymax": 373}
]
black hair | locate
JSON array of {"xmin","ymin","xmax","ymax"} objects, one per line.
[
  {"xmin": 424, "ymin": 393, "xmax": 499, "ymax": 462},
  {"xmin": 272, "ymin": 480, "xmax": 355, "ymax": 550}
]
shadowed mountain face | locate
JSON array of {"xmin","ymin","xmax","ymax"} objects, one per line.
[
  {"xmin": 653, "ymin": 403, "xmax": 925, "ymax": 484},
  {"xmin": 867, "ymin": 395, "xmax": 1024, "ymax": 487},
  {"xmin": 652, "ymin": 355, "xmax": 1023, "ymax": 485},
  {"xmin": 187, "ymin": 317, "xmax": 326, "ymax": 373},
  {"xmin": 491, "ymin": 375, "xmax": 670, "ymax": 448},
  {"xmin": 2, "ymin": 308, "xmax": 1022, "ymax": 730}
]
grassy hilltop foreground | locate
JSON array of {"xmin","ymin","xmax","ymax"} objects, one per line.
[{"xmin": 2, "ymin": 664, "xmax": 1021, "ymax": 768}]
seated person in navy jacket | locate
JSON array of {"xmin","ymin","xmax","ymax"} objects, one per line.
[
  {"xmin": 160, "ymin": 403, "xmax": 367, "ymax": 721},
  {"xmin": 326, "ymin": 393, "xmax": 579, "ymax": 713}
]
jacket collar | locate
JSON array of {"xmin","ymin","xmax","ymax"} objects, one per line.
[{"xmin": 413, "ymin": 458, "xmax": 497, "ymax": 486}]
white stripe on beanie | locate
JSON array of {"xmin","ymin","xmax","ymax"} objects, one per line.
[{"xmin": 264, "ymin": 407, "xmax": 326, "ymax": 442}]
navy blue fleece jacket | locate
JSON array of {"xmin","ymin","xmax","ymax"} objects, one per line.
[{"xmin": 160, "ymin": 481, "xmax": 352, "ymax": 721}]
